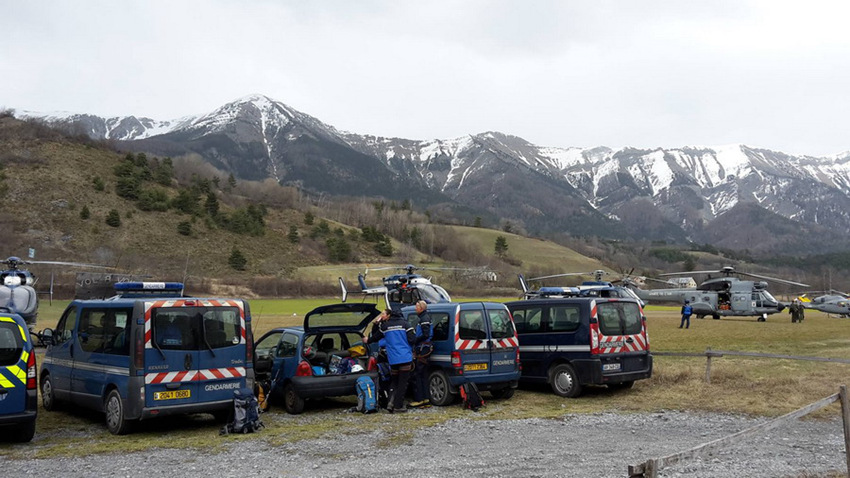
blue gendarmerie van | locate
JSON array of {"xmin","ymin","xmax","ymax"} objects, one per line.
[
  {"xmin": 40, "ymin": 282, "xmax": 254, "ymax": 434},
  {"xmin": 402, "ymin": 301, "xmax": 521, "ymax": 406},
  {"xmin": 506, "ymin": 297, "xmax": 651, "ymax": 397},
  {"xmin": 0, "ymin": 310, "xmax": 37, "ymax": 442}
]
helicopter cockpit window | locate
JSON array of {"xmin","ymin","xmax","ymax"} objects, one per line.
[{"xmin": 416, "ymin": 285, "xmax": 444, "ymax": 303}]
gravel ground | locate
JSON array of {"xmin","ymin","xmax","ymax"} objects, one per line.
[{"xmin": 1, "ymin": 410, "xmax": 845, "ymax": 477}]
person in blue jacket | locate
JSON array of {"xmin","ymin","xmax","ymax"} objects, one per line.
[
  {"xmin": 679, "ymin": 300, "xmax": 693, "ymax": 329},
  {"xmin": 409, "ymin": 300, "xmax": 433, "ymax": 408},
  {"xmin": 369, "ymin": 309, "xmax": 415, "ymax": 413}
]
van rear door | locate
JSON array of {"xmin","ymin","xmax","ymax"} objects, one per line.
[
  {"xmin": 195, "ymin": 300, "xmax": 250, "ymax": 401},
  {"xmin": 454, "ymin": 305, "xmax": 490, "ymax": 377},
  {"xmin": 484, "ymin": 306, "xmax": 519, "ymax": 377},
  {"xmin": 144, "ymin": 301, "xmax": 200, "ymax": 406},
  {"xmin": 590, "ymin": 300, "xmax": 649, "ymax": 375}
]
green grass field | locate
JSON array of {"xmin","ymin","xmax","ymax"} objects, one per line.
[{"xmin": 8, "ymin": 298, "xmax": 847, "ymax": 458}]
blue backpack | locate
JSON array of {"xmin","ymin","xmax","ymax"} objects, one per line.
[{"xmin": 355, "ymin": 376, "xmax": 378, "ymax": 414}]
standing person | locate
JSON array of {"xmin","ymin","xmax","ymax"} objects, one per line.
[
  {"xmin": 679, "ymin": 300, "xmax": 693, "ymax": 329},
  {"xmin": 369, "ymin": 309, "xmax": 415, "ymax": 413},
  {"xmin": 789, "ymin": 299, "xmax": 804, "ymax": 323},
  {"xmin": 409, "ymin": 300, "xmax": 433, "ymax": 408}
]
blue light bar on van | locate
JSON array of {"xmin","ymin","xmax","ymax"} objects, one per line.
[
  {"xmin": 114, "ymin": 282, "xmax": 184, "ymax": 292},
  {"xmin": 538, "ymin": 287, "xmax": 580, "ymax": 297}
]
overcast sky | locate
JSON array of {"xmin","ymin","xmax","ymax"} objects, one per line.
[{"xmin": 2, "ymin": 1, "xmax": 849, "ymax": 156}]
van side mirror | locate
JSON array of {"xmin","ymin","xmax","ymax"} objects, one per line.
[{"xmin": 40, "ymin": 328, "xmax": 54, "ymax": 346}]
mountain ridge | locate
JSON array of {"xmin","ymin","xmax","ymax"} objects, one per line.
[{"xmin": 20, "ymin": 94, "xmax": 850, "ymax": 254}]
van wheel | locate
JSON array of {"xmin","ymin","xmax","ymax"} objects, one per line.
[
  {"xmin": 12, "ymin": 420, "xmax": 35, "ymax": 443},
  {"xmin": 490, "ymin": 387, "xmax": 515, "ymax": 399},
  {"xmin": 105, "ymin": 390, "xmax": 131, "ymax": 435},
  {"xmin": 428, "ymin": 371, "xmax": 454, "ymax": 406},
  {"xmin": 283, "ymin": 383, "xmax": 305, "ymax": 414},
  {"xmin": 41, "ymin": 375, "xmax": 58, "ymax": 411},
  {"xmin": 712, "ymin": 314, "xmax": 721, "ymax": 320},
  {"xmin": 549, "ymin": 364, "xmax": 582, "ymax": 398}
]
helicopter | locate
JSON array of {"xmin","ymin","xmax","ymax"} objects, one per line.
[
  {"xmin": 0, "ymin": 256, "xmax": 112, "ymax": 330},
  {"xmin": 798, "ymin": 291, "xmax": 850, "ymax": 317},
  {"xmin": 338, "ymin": 264, "xmax": 461, "ymax": 310},
  {"xmin": 517, "ymin": 269, "xmax": 647, "ymax": 306},
  {"xmin": 621, "ymin": 266, "xmax": 809, "ymax": 322}
]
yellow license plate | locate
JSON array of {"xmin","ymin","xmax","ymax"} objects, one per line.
[
  {"xmin": 154, "ymin": 390, "xmax": 191, "ymax": 400},
  {"xmin": 463, "ymin": 363, "xmax": 488, "ymax": 371}
]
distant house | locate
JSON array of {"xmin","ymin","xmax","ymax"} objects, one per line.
[{"xmin": 670, "ymin": 277, "xmax": 697, "ymax": 288}]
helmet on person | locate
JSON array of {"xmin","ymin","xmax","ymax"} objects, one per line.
[{"xmin": 684, "ymin": 300, "xmax": 690, "ymax": 304}]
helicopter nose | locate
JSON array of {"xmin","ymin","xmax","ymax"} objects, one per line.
[{"xmin": 777, "ymin": 303, "xmax": 786, "ymax": 312}]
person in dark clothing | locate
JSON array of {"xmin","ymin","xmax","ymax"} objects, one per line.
[
  {"xmin": 409, "ymin": 300, "xmax": 433, "ymax": 408},
  {"xmin": 369, "ymin": 309, "xmax": 415, "ymax": 413},
  {"xmin": 679, "ymin": 300, "xmax": 693, "ymax": 329}
]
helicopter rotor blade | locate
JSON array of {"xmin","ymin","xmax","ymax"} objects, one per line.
[
  {"xmin": 732, "ymin": 271, "xmax": 810, "ymax": 287},
  {"xmin": 26, "ymin": 260, "xmax": 114, "ymax": 269},
  {"xmin": 529, "ymin": 272, "xmax": 592, "ymax": 281},
  {"xmin": 659, "ymin": 270, "xmax": 721, "ymax": 277}
]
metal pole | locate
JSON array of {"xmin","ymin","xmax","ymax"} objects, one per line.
[
  {"xmin": 839, "ymin": 385, "xmax": 850, "ymax": 477},
  {"xmin": 705, "ymin": 347, "xmax": 712, "ymax": 384}
]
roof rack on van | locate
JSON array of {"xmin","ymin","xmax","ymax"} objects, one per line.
[{"xmin": 113, "ymin": 282, "xmax": 185, "ymax": 298}]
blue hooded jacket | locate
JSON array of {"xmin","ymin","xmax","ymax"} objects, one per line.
[{"xmin": 374, "ymin": 311, "xmax": 415, "ymax": 365}]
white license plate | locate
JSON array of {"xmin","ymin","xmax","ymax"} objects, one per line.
[{"xmin": 602, "ymin": 363, "xmax": 621, "ymax": 371}]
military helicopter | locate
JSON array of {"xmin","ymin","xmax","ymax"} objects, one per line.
[
  {"xmin": 622, "ymin": 266, "xmax": 809, "ymax": 321},
  {"xmin": 0, "ymin": 256, "xmax": 112, "ymax": 330},
  {"xmin": 798, "ymin": 291, "xmax": 850, "ymax": 317},
  {"xmin": 338, "ymin": 264, "xmax": 460, "ymax": 310},
  {"xmin": 517, "ymin": 269, "xmax": 647, "ymax": 306}
]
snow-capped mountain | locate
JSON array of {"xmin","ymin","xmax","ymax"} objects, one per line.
[{"xmin": 22, "ymin": 94, "xmax": 850, "ymax": 253}]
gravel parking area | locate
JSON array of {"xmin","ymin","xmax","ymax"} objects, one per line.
[{"xmin": 1, "ymin": 410, "xmax": 845, "ymax": 477}]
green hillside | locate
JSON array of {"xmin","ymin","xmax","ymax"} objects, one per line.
[{"xmin": 0, "ymin": 117, "xmax": 608, "ymax": 297}]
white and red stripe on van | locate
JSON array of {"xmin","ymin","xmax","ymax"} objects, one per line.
[
  {"xmin": 145, "ymin": 366, "xmax": 246, "ymax": 384},
  {"xmin": 142, "ymin": 299, "xmax": 246, "ymax": 348}
]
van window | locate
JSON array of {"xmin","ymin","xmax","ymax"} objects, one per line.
[
  {"xmin": 597, "ymin": 302, "xmax": 643, "ymax": 335},
  {"xmin": 54, "ymin": 307, "xmax": 78, "ymax": 345},
  {"xmin": 487, "ymin": 309, "xmax": 514, "ymax": 339},
  {"xmin": 513, "ymin": 307, "xmax": 542, "ymax": 333},
  {"xmin": 550, "ymin": 305, "xmax": 580, "ymax": 332},
  {"xmin": 153, "ymin": 306, "xmax": 242, "ymax": 350},
  {"xmin": 430, "ymin": 312, "xmax": 450, "ymax": 341},
  {"xmin": 203, "ymin": 308, "xmax": 241, "ymax": 349},
  {"xmin": 104, "ymin": 309, "xmax": 131, "ymax": 356},
  {"xmin": 0, "ymin": 322, "xmax": 23, "ymax": 365},
  {"xmin": 459, "ymin": 310, "xmax": 486, "ymax": 340}
]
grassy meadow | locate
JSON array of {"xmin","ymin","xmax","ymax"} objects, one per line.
[{"xmin": 5, "ymin": 298, "xmax": 848, "ymax": 458}]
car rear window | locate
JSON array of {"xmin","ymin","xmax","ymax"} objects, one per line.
[
  {"xmin": 0, "ymin": 322, "xmax": 23, "ymax": 366},
  {"xmin": 597, "ymin": 302, "xmax": 643, "ymax": 336}
]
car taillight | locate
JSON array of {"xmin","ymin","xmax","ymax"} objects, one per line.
[
  {"xmin": 516, "ymin": 348, "xmax": 521, "ymax": 372},
  {"xmin": 26, "ymin": 351, "xmax": 36, "ymax": 390},
  {"xmin": 366, "ymin": 356, "xmax": 377, "ymax": 372},
  {"xmin": 451, "ymin": 351, "xmax": 463, "ymax": 374},
  {"xmin": 134, "ymin": 327, "xmax": 144, "ymax": 370},
  {"xmin": 295, "ymin": 360, "xmax": 313, "ymax": 376}
]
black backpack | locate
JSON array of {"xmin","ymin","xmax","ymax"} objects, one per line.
[
  {"xmin": 459, "ymin": 382, "xmax": 484, "ymax": 411},
  {"xmin": 220, "ymin": 387, "xmax": 263, "ymax": 435}
]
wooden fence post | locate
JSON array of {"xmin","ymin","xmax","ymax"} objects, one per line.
[
  {"xmin": 705, "ymin": 347, "xmax": 712, "ymax": 384},
  {"xmin": 840, "ymin": 385, "xmax": 850, "ymax": 476}
]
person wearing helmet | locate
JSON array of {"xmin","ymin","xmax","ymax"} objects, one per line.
[
  {"xmin": 369, "ymin": 309, "xmax": 415, "ymax": 413},
  {"xmin": 679, "ymin": 300, "xmax": 693, "ymax": 329}
]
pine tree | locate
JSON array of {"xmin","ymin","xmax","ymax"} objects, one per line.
[
  {"xmin": 228, "ymin": 247, "xmax": 247, "ymax": 271},
  {"xmin": 106, "ymin": 209, "xmax": 121, "ymax": 227},
  {"xmin": 494, "ymin": 236, "xmax": 508, "ymax": 257},
  {"xmin": 287, "ymin": 225, "xmax": 299, "ymax": 243},
  {"xmin": 80, "ymin": 205, "xmax": 91, "ymax": 220}
]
